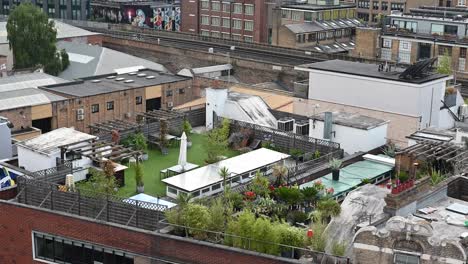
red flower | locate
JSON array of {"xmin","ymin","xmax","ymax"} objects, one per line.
[
  {"xmin": 326, "ymin": 187, "xmax": 334, "ymax": 194},
  {"xmin": 314, "ymin": 180, "xmax": 323, "ymax": 186},
  {"xmin": 244, "ymin": 191, "xmax": 256, "ymax": 200},
  {"xmin": 268, "ymin": 185, "xmax": 275, "ymax": 191}
]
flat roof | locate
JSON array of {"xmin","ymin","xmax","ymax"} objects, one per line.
[
  {"xmin": 17, "ymin": 127, "xmax": 96, "ymax": 155},
  {"xmin": 41, "ymin": 69, "xmax": 189, "ymax": 98},
  {"xmin": 312, "ymin": 111, "xmax": 388, "ymax": 130},
  {"xmin": 300, "ymin": 159, "xmax": 394, "ymax": 196},
  {"xmin": 300, "ymin": 60, "xmax": 448, "ymax": 84},
  {"xmin": 162, "ymin": 148, "xmax": 290, "ymax": 192}
]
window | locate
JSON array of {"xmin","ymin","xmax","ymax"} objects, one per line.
[
  {"xmin": 394, "ymin": 20, "xmax": 418, "ymax": 32},
  {"xmin": 136, "ymin": 96, "xmax": 142, "ymax": 105},
  {"xmin": 308, "ymin": 33, "xmax": 317, "ymax": 42},
  {"xmin": 222, "ymin": 2, "xmax": 230, "ymax": 12},
  {"xmin": 381, "ymin": 48, "xmax": 392, "ymax": 60},
  {"xmin": 60, "ymin": 0, "xmax": 66, "ymax": 5},
  {"xmin": 282, "ymin": 9, "xmax": 291, "ymax": 19},
  {"xmin": 391, "ymin": 3, "xmax": 403, "ymax": 10},
  {"xmin": 382, "ymin": 39, "xmax": 392, "ymax": 48},
  {"xmin": 244, "ymin": 20, "xmax": 253, "ymax": 31},
  {"xmin": 201, "ymin": 30, "xmax": 210, "ymax": 36},
  {"xmin": 292, "ymin": 10, "xmax": 301, "ymax": 21},
  {"xmin": 461, "ymin": 47, "xmax": 467, "ymax": 58},
  {"xmin": 438, "ymin": 45, "xmax": 452, "ymax": 56},
  {"xmin": 222, "ymin": 32, "xmax": 230, "ymax": 39},
  {"xmin": 304, "ymin": 12, "xmax": 313, "ymax": 21},
  {"xmin": 91, "ymin": 104, "xmax": 99, "ymax": 113},
  {"xmin": 202, "ymin": 188, "xmax": 210, "ymax": 193},
  {"xmin": 106, "ymin": 101, "xmax": 114, "ymax": 110},
  {"xmin": 179, "ymin": 88, "xmax": 185, "ymax": 94},
  {"xmin": 192, "ymin": 190, "xmax": 200, "ymax": 197},
  {"xmin": 394, "ymin": 252, "xmax": 419, "ymax": 264},
  {"xmin": 201, "ymin": 0, "xmax": 209, "ymax": 9},
  {"xmin": 166, "ymin": 90, "xmax": 173, "ymax": 97},
  {"xmin": 201, "ymin": 15, "xmax": 209, "ymax": 25},
  {"xmin": 459, "ymin": 0, "xmax": 466, "ymax": 6},
  {"xmin": 358, "ymin": 0, "xmax": 369, "ymax": 8},
  {"xmin": 444, "ymin": 25, "xmax": 458, "ymax": 35},
  {"xmin": 232, "ymin": 19, "xmax": 242, "ymax": 29},
  {"xmin": 373, "ymin": 1, "xmax": 379, "ymax": 9},
  {"xmin": 212, "ymin": 183, "xmax": 221, "ymax": 190},
  {"xmin": 382, "ymin": 1, "xmax": 388, "ymax": 10},
  {"xmin": 48, "ymin": 7, "xmax": 55, "ymax": 16},
  {"xmin": 222, "ymin": 17, "xmax": 230, "ymax": 28},
  {"xmin": 244, "ymin": 35, "xmax": 253, "ymax": 42},
  {"xmin": 212, "ymin": 16, "xmax": 220, "ymax": 26},
  {"xmin": 244, "ymin": 4, "xmax": 254, "ymax": 15},
  {"xmin": 59, "ymin": 8, "xmax": 66, "ymax": 18},
  {"xmin": 233, "ymin": 3, "xmax": 242, "ymax": 14},
  {"xmin": 211, "ymin": 31, "xmax": 221, "ymax": 38},
  {"xmin": 431, "ymin": 23, "xmax": 444, "ymax": 34},
  {"xmin": 232, "ymin": 34, "xmax": 241, "ymax": 40},
  {"xmin": 439, "ymin": 0, "xmax": 444, "ymax": 5},
  {"xmin": 34, "ymin": 232, "xmax": 134, "ymax": 264},
  {"xmin": 168, "ymin": 187, "xmax": 177, "ymax": 194},
  {"xmin": 211, "ymin": 1, "xmax": 220, "ymax": 11}
]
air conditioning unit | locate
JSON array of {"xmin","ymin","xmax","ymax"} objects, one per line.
[
  {"xmin": 167, "ymin": 102, "xmax": 174, "ymax": 108},
  {"xmin": 277, "ymin": 118, "xmax": 294, "ymax": 132},
  {"xmin": 295, "ymin": 120, "xmax": 310, "ymax": 136},
  {"xmin": 76, "ymin": 108, "xmax": 84, "ymax": 121},
  {"xmin": 125, "ymin": 112, "xmax": 132, "ymax": 118}
]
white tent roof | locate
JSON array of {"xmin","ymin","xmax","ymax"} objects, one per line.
[{"xmin": 124, "ymin": 193, "xmax": 176, "ymax": 210}]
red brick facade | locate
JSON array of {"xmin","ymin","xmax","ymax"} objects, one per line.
[
  {"xmin": 0, "ymin": 201, "xmax": 297, "ymax": 264},
  {"xmin": 181, "ymin": 0, "xmax": 268, "ymax": 43}
]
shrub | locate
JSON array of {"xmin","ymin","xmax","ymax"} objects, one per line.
[
  {"xmin": 287, "ymin": 210, "xmax": 308, "ymax": 224},
  {"xmin": 229, "ymin": 210, "xmax": 256, "ymax": 249},
  {"xmin": 182, "ymin": 119, "xmax": 192, "ymax": 140},
  {"xmin": 251, "ymin": 218, "xmax": 279, "ymax": 254},
  {"xmin": 289, "ymin": 148, "xmax": 304, "ymax": 160},
  {"xmin": 314, "ymin": 150, "xmax": 321, "ymax": 159},
  {"xmin": 398, "ymin": 171, "xmax": 409, "ymax": 183},
  {"xmin": 134, "ymin": 163, "xmax": 144, "ymax": 187},
  {"xmin": 331, "ymin": 240, "xmax": 347, "ymax": 256},
  {"xmin": 316, "ymin": 198, "xmax": 341, "ymax": 219},
  {"xmin": 430, "ymin": 170, "xmax": 444, "ymax": 186},
  {"xmin": 276, "ymin": 187, "xmax": 304, "ymax": 207},
  {"xmin": 361, "ymin": 178, "xmax": 371, "ymax": 184},
  {"xmin": 301, "ymin": 187, "xmax": 319, "ymax": 204},
  {"xmin": 181, "ymin": 203, "xmax": 211, "ymax": 240},
  {"xmin": 329, "ymin": 159, "xmax": 342, "ymax": 170},
  {"xmin": 250, "ymin": 171, "xmax": 270, "ymax": 198},
  {"xmin": 307, "ymin": 217, "xmax": 327, "ymax": 252}
]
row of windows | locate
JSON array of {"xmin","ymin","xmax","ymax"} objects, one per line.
[
  {"xmin": 201, "ymin": 16, "xmax": 253, "ymax": 30},
  {"xmin": 201, "ymin": 30, "xmax": 253, "ymax": 42},
  {"xmin": 281, "ymin": 8, "xmax": 355, "ymax": 21},
  {"xmin": 201, "ymin": 1, "xmax": 254, "ymax": 15},
  {"xmin": 295, "ymin": 29, "xmax": 352, "ymax": 43},
  {"xmin": 357, "ymin": 1, "xmax": 403, "ymax": 10},
  {"xmin": 34, "ymin": 232, "xmax": 134, "ymax": 264}
]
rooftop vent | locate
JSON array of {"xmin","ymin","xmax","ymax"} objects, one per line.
[
  {"xmin": 137, "ymin": 73, "xmax": 147, "ymax": 77},
  {"xmin": 124, "ymin": 80, "xmax": 134, "ymax": 83},
  {"xmin": 146, "ymin": 76, "xmax": 155, "ymax": 79},
  {"xmin": 106, "ymin": 76, "xmax": 116, "ymax": 79},
  {"xmin": 91, "ymin": 79, "xmax": 101, "ymax": 83},
  {"xmin": 277, "ymin": 118, "xmax": 294, "ymax": 132},
  {"xmin": 128, "ymin": 72, "xmax": 137, "ymax": 75},
  {"xmin": 115, "ymin": 77, "xmax": 125, "ymax": 81}
]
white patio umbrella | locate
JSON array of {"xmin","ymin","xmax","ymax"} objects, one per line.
[{"xmin": 178, "ymin": 132, "xmax": 187, "ymax": 170}]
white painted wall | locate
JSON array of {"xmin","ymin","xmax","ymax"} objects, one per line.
[
  {"xmin": 206, "ymin": 88, "xmax": 228, "ymax": 129},
  {"xmin": 17, "ymin": 147, "xmax": 59, "ymax": 172},
  {"xmin": 0, "ymin": 122, "xmax": 12, "ymax": 160},
  {"xmin": 306, "ymin": 70, "xmax": 452, "ymax": 130},
  {"xmin": 309, "ymin": 119, "xmax": 388, "ymax": 154}
]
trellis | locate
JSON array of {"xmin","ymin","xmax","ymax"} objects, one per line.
[
  {"xmin": 89, "ymin": 119, "xmax": 142, "ymax": 134},
  {"xmin": 136, "ymin": 109, "xmax": 185, "ymax": 123},
  {"xmin": 60, "ymin": 139, "xmax": 142, "ymax": 163}
]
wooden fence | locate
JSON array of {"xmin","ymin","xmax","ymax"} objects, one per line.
[{"xmin": 16, "ymin": 177, "xmax": 167, "ymax": 231}]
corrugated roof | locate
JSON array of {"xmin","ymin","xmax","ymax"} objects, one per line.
[
  {"xmin": 0, "ymin": 73, "xmax": 67, "ymax": 110},
  {"xmin": 285, "ymin": 22, "xmax": 325, "ymax": 34},
  {"xmin": 228, "ymin": 92, "xmax": 278, "ymax": 128}
]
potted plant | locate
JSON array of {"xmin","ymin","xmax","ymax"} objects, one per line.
[
  {"xmin": 329, "ymin": 159, "xmax": 342, "ymax": 181},
  {"xmin": 135, "ymin": 163, "xmax": 144, "ymax": 193},
  {"xmin": 133, "ymin": 132, "xmax": 148, "ymax": 161},
  {"xmin": 182, "ymin": 119, "xmax": 192, "ymax": 148}
]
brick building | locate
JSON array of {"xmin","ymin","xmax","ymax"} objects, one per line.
[
  {"xmin": 181, "ymin": 0, "xmax": 269, "ymax": 43},
  {"xmin": 1, "ymin": 0, "xmax": 89, "ymax": 20},
  {"xmin": 41, "ymin": 69, "xmax": 193, "ymax": 133},
  {"xmin": 271, "ymin": 0, "xmax": 362, "ymax": 53}
]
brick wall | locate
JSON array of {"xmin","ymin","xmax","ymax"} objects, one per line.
[
  {"xmin": 0, "ymin": 106, "xmax": 32, "ymax": 132},
  {"xmin": 0, "ymin": 200, "xmax": 300, "ymax": 264}
]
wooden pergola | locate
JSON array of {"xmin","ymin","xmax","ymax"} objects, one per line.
[
  {"xmin": 136, "ymin": 109, "xmax": 185, "ymax": 123},
  {"xmin": 89, "ymin": 119, "xmax": 142, "ymax": 134},
  {"xmin": 59, "ymin": 139, "xmax": 142, "ymax": 163}
]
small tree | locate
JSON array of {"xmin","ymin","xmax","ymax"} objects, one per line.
[
  {"xmin": 250, "ymin": 171, "xmax": 270, "ymax": 198},
  {"xmin": 251, "ymin": 218, "xmax": 279, "ymax": 254},
  {"xmin": 134, "ymin": 162, "xmax": 144, "ymax": 191},
  {"xmin": 160, "ymin": 119, "xmax": 168, "ymax": 149},
  {"xmin": 437, "ymin": 53, "xmax": 452, "ymax": 75},
  {"xmin": 182, "ymin": 119, "xmax": 192, "ymax": 141},
  {"xmin": 181, "ymin": 203, "xmax": 211, "ymax": 239},
  {"xmin": 133, "ymin": 132, "xmax": 148, "ymax": 152},
  {"xmin": 60, "ymin": 49, "xmax": 70, "ymax": 71},
  {"xmin": 88, "ymin": 167, "xmax": 118, "ymax": 195},
  {"xmin": 205, "ymin": 121, "xmax": 230, "ymax": 163},
  {"xmin": 316, "ymin": 198, "xmax": 341, "ymax": 220},
  {"xmin": 219, "ymin": 166, "xmax": 230, "ymax": 195},
  {"xmin": 273, "ymin": 165, "xmax": 288, "ymax": 186}
]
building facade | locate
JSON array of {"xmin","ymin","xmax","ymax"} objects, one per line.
[
  {"xmin": 41, "ymin": 69, "xmax": 193, "ymax": 133},
  {"xmin": 271, "ymin": 0, "xmax": 361, "ymax": 53},
  {"xmin": 1, "ymin": 0, "xmax": 88, "ymax": 20},
  {"xmin": 378, "ymin": 8, "xmax": 468, "ymax": 77},
  {"xmin": 180, "ymin": 0, "xmax": 268, "ymax": 43}
]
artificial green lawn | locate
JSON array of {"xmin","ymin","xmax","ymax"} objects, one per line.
[{"xmin": 116, "ymin": 133, "xmax": 239, "ymax": 198}]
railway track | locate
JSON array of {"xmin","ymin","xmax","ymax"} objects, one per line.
[{"xmin": 87, "ymin": 28, "xmax": 327, "ymax": 66}]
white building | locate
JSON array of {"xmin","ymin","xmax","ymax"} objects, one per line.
[
  {"xmin": 310, "ymin": 111, "xmax": 388, "ymax": 155},
  {"xmin": 16, "ymin": 127, "xmax": 97, "ymax": 181},
  {"xmin": 295, "ymin": 60, "xmax": 465, "ymax": 145},
  {"xmin": 0, "ymin": 117, "xmax": 12, "ymax": 160},
  {"xmin": 162, "ymin": 148, "xmax": 290, "ymax": 199},
  {"xmin": 177, "ymin": 64, "xmax": 234, "ymax": 81},
  {"xmin": 205, "ymin": 88, "xmax": 277, "ymax": 129}
]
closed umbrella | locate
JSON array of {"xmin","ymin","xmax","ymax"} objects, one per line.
[{"xmin": 178, "ymin": 132, "xmax": 187, "ymax": 171}]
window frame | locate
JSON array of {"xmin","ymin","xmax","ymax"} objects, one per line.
[
  {"xmin": 91, "ymin": 104, "xmax": 99, "ymax": 113},
  {"xmin": 135, "ymin": 96, "xmax": 143, "ymax": 105},
  {"xmin": 106, "ymin": 101, "xmax": 114, "ymax": 111}
]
